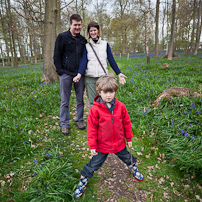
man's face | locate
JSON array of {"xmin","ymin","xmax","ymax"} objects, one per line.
[{"xmin": 69, "ymin": 20, "xmax": 82, "ymax": 36}]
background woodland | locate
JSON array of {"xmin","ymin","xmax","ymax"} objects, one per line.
[{"xmin": 0, "ymin": 0, "xmax": 201, "ymax": 82}]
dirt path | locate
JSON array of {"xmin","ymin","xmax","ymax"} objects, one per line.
[{"xmin": 83, "ymin": 73, "xmax": 147, "ymax": 201}]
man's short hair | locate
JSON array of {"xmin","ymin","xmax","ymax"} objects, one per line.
[
  {"xmin": 70, "ymin": 14, "xmax": 82, "ymax": 24},
  {"xmin": 96, "ymin": 75, "xmax": 119, "ymax": 94},
  {"xmin": 87, "ymin": 21, "xmax": 102, "ymax": 39}
]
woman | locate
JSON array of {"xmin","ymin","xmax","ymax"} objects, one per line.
[{"xmin": 73, "ymin": 21, "xmax": 127, "ymax": 107}]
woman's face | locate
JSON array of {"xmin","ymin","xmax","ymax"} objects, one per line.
[{"xmin": 89, "ymin": 27, "xmax": 99, "ymax": 39}]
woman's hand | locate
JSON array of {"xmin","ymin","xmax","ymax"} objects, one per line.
[
  {"xmin": 73, "ymin": 73, "xmax": 82, "ymax": 82},
  {"xmin": 91, "ymin": 149, "xmax": 98, "ymax": 156},
  {"xmin": 118, "ymin": 73, "xmax": 127, "ymax": 85},
  {"xmin": 127, "ymin": 142, "xmax": 132, "ymax": 148}
]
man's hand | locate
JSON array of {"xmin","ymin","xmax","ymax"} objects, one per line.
[
  {"xmin": 127, "ymin": 141, "xmax": 132, "ymax": 148},
  {"xmin": 73, "ymin": 73, "xmax": 82, "ymax": 82},
  {"xmin": 91, "ymin": 149, "xmax": 98, "ymax": 156},
  {"xmin": 118, "ymin": 73, "xmax": 127, "ymax": 85}
]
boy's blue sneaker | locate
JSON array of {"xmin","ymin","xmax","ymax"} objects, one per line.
[
  {"xmin": 74, "ymin": 175, "xmax": 88, "ymax": 199},
  {"xmin": 129, "ymin": 162, "xmax": 144, "ymax": 181}
]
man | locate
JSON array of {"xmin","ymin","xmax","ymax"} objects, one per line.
[{"xmin": 54, "ymin": 14, "xmax": 87, "ymax": 135}]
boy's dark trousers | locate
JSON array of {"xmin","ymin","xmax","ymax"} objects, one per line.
[{"xmin": 79, "ymin": 147, "xmax": 137, "ymax": 178}]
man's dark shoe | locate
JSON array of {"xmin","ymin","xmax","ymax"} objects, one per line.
[
  {"xmin": 61, "ymin": 127, "xmax": 69, "ymax": 135},
  {"xmin": 76, "ymin": 121, "xmax": 86, "ymax": 130}
]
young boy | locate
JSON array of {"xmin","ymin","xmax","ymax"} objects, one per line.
[{"xmin": 74, "ymin": 75, "xmax": 144, "ymax": 199}]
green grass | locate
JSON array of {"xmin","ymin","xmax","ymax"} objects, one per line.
[{"xmin": 0, "ymin": 51, "xmax": 202, "ymax": 201}]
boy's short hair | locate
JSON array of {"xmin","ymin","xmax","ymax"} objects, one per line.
[
  {"xmin": 70, "ymin": 14, "xmax": 82, "ymax": 24},
  {"xmin": 96, "ymin": 75, "xmax": 119, "ymax": 94}
]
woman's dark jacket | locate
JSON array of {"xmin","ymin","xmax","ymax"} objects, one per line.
[{"xmin": 53, "ymin": 30, "xmax": 87, "ymax": 76}]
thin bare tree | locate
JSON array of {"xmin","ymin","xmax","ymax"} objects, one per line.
[
  {"xmin": 168, "ymin": 0, "xmax": 176, "ymax": 60},
  {"xmin": 7, "ymin": 0, "xmax": 18, "ymax": 68},
  {"xmin": 194, "ymin": 0, "xmax": 202, "ymax": 55},
  {"xmin": 154, "ymin": 0, "xmax": 160, "ymax": 59},
  {"xmin": 145, "ymin": 0, "xmax": 151, "ymax": 64}
]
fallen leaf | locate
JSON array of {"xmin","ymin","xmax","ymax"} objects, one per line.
[
  {"xmin": 147, "ymin": 166, "xmax": 154, "ymax": 170},
  {"xmin": 9, "ymin": 173, "xmax": 15, "ymax": 177},
  {"xmin": 163, "ymin": 192, "xmax": 170, "ymax": 199},
  {"xmin": 170, "ymin": 182, "xmax": 174, "ymax": 187},
  {"xmin": 0, "ymin": 180, "xmax": 5, "ymax": 187},
  {"xmin": 196, "ymin": 195, "xmax": 202, "ymax": 202},
  {"xmin": 184, "ymin": 185, "xmax": 190, "ymax": 188},
  {"xmin": 147, "ymin": 176, "xmax": 153, "ymax": 180},
  {"xmin": 4, "ymin": 175, "xmax": 10, "ymax": 179},
  {"xmin": 155, "ymin": 164, "xmax": 161, "ymax": 169},
  {"xmin": 158, "ymin": 177, "xmax": 165, "ymax": 184},
  {"xmin": 137, "ymin": 152, "xmax": 142, "ymax": 156},
  {"xmin": 145, "ymin": 153, "xmax": 151, "ymax": 158},
  {"xmin": 149, "ymin": 172, "xmax": 153, "ymax": 177}
]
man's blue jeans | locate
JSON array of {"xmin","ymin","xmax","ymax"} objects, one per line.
[{"xmin": 79, "ymin": 147, "xmax": 137, "ymax": 178}]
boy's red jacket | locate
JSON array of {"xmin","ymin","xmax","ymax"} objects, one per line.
[{"xmin": 87, "ymin": 96, "xmax": 133, "ymax": 153}]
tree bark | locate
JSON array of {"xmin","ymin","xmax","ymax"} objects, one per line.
[
  {"xmin": 190, "ymin": 0, "xmax": 196, "ymax": 52},
  {"xmin": 0, "ymin": 7, "xmax": 11, "ymax": 66},
  {"xmin": 154, "ymin": 0, "xmax": 160, "ymax": 59},
  {"xmin": 42, "ymin": 0, "xmax": 59, "ymax": 83},
  {"xmin": 168, "ymin": 0, "xmax": 176, "ymax": 60},
  {"xmin": 7, "ymin": 0, "xmax": 18, "ymax": 68},
  {"xmin": 166, "ymin": 0, "xmax": 169, "ymax": 54},
  {"xmin": 146, "ymin": 0, "xmax": 150, "ymax": 64},
  {"xmin": 162, "ymin": 6, "xmax": 166, "ymax": 51},
  {"xmin": 194, "ymin": 0, "xmax": 202, "ymax": 55},
  {"xmin": 0, "ymin": 44, "xmax": 5, "ymax": 66}
]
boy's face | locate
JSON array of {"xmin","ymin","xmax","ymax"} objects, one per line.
[{"xmin": 99, "ymin": 91, "xmax": 115, "ymax": 103}]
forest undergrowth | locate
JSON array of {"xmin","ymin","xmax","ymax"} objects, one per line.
[{"xmin": 0, "ymin": 51, "xmax": 202, "ymax": 201}]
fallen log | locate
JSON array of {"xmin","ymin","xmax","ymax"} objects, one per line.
[{"xmin": 149, "ymin": 87, "xmax": 201, "ymax": 106}]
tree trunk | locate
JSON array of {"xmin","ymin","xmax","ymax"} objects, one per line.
[
  {"xmin": 0, "ymin": 44, "xmax": 5, "ymax": 66},
  {"xmin": 166, "ymin": 0, "xmax": 169, "ymax": 54},
  {"xmin": 42, "ymin": 0, "xmax": 59, "ymax": 83},
  {"xmin": 7, "ymin": 0, "xmax": 18, "ymax": 68},
  {"xmin": 146, "ymin": 0, "xmax": 151, "ymax": 64},
  {"xmin": 194, "ymin": 0, "xmax": 202, "ymax": 55},
  {"xmin": 33, "ymin": 33, "xmax": 38, "ymax": 64},
  {"xmin": 162, "ymin": 6, "xmax": 166, "ymax": 51},
  {"xmin": 29, "ymin": 34, "xmax": 33, "ymax": 64},
  {"xmin": 190, "ymin": 0, "xmax": 196, "ymax": 52},
  {"xmin": 168, "ymin": 0, "xmax": 176, "ymax": 60},
  {"xmin": 0, "ymin": 8, "xmax": 11, "ymax": 66},
  {"xmin": 154, "ymin": 0, "xmax": 160, "ymax": 59}
]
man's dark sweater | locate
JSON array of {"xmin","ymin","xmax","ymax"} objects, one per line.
[{"xmin": 53, "ymin": 30, "xmax": 87, "ymax": 76}]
